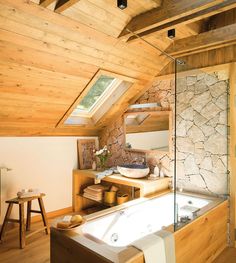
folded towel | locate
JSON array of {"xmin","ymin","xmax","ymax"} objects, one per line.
[
  {"xmin": 87, "ymin": 184, "xmax": 109, "ymax": 192},
  {"xmin": 132, "ymin": 234, "xmax": 166, "ymax": 263},
  {"xmin": 83, "ymin": 193, "xmax": 103, "ymax": 202},
  {"xmin": 84, "ymin": 188, "xmax": 103, "ymax": 197},
  {"xmin": 155, "ymin": 230, "xmax": 175, "ymax": 263}
]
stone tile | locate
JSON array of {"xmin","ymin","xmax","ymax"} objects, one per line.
[
  {"xmin": 188, "ymin": 125, "xmax": 205, "ymax": 143},
  {"xmin": 187, "ymin": 75, "xmax": 197, "ymax": 86},
  {"xmin": 205, "ymin": 74, "xmax": 218, "ymax": 86},
  {"xmin": 191, "ymin": 91, "xmax": 211, "ymax": 112},
  {"xmin": 204, "ymin": 133, "xmax": 227, "ymax": 155},
  {"xmin": 200, "ymin": 102, "xmax": 221, "ymax": 120},
  {"xmin": 209, "ymin": 81, "xmax": 227, "ymax": 98},
  {"xmin": 184, "ymin": 154, "xmax": 199, "ymax": 175}
]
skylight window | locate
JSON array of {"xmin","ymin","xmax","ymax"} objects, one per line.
[
  {"xmin": 72, "ymin": 75, "xmax": 116, "ymax": 115},
  {"xmin": 60, "ymin": 70, "xmax": 136, "ymax": 127}
]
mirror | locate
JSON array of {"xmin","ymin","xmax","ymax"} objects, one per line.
[{"xmin": 124, "ymin": 111, "xmax": 172, "ymax": 153}]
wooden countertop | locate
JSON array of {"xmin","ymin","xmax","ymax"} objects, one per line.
[{"xmin": 73, "ymin": 169, "xmax": 171, "ymax": 196}]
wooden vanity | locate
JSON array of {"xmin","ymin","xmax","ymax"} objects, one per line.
[{"xmin": 72, "ymin": 169, "xmax": 170, "ymax": 212}]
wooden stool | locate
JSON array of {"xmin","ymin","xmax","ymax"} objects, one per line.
[{"xmin": 0, "ymin": 193, "xmax": 50, "ymax": 249}]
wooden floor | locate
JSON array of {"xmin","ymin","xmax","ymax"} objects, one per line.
[
  {"xmin": 1, "ymin": 220, "xmax": 236, "ymax": 263},
  {"xmin": 0, "ymin": 220, "xmax": 51, "ymax": 263},
  {"xmin": 213, "ymin": 248, "xmax": 236, "ymax": 263}
]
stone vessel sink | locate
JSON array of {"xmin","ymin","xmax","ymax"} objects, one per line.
[{"xmin": 117, "ymin": 164, "xmax": 150, "ymax": 179}]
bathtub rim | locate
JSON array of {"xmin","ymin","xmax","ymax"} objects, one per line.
[{"xmin": 83, "ymin": 189, "xmax": 225, "ymax": 224}]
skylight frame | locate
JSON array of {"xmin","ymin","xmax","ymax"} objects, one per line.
[{"xmin": 57, "ymin": 69, "xmax": 137, "ymax": 128}]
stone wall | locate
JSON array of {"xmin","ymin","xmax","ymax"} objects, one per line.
[
  {"xmin": 176, "ymin": 72, "xmax": 229, "ymax": 195},
  {"xmin": 99, "ymin": 71, "xmax": 229, "ymax": 195}
]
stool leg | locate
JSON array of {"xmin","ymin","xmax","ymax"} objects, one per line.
[
  {"xmin": 38, "ymin": 197, "xmax": 50, "ymax": 235},
  {"xmin": 26, "ymin": 201, "xmax": 32, "ymax": 231},
  {"xmin": 19, "ymin": 203, "xmax": 26, "ymax": 249},
  {"xmin": 0, "ymin": 203, "xmax": 13, "ymax": 242}
]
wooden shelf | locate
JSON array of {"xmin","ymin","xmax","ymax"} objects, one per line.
[
  {"xmin": 77, "ymin": 194, "xmax": 116, "ymax": 207},
  {"xmin": 73, "ymin": 169, "xmax": 171, "ymax": 212}
]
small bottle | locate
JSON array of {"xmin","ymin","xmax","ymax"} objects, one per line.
[
  {"xmin": 154, "ymin": 165, "xmax": 160, "ymax": 177},
  {"xmin": 160, "ymin": 168, "xmax": 165, "ymax": 178},
  {"xmin": 92, "ymin": 161, "xmax": 97, "ymax": 171}
]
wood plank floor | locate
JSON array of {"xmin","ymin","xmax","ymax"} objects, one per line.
[
  {"xmin": 213, "ymin": 248, "xmax": 236, "ymax": 263},
  {"xmin": 0, "ymin": 220, "xmax": 51, "ymax": 263},
  {"xmin": 1, "ymin": 220, "xmax": 236, "ymax": 263}
]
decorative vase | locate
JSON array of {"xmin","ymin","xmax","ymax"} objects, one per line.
[{"xmin": 99, "ymin": 157, "xmax": 107, "ymax": 170}]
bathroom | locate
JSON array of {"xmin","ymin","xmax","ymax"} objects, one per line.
[{"xmin": 0, "ymin": 1, "xmax": 236, "ymax": 263}]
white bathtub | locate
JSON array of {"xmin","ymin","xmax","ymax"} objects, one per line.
[{"xmin": 81, "ymin": 192, "xmax": 216, "ymax": 247}]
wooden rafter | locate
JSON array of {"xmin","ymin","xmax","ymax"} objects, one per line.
[
  {"xmin": 54, "ymin": 0, "xmax": 80, "ymax": 13},
  {"xmin": 165, "ymin": 23, "xmax": 236, "ymax": 57},
  {"xmin": 39, "ymin": 0, "xmax": 56, "ymax": 8},
  {"xmin": 119, "ymin": 0, "xmax": 230, "ymax": 39},
  {"xmin": 126, "ymin": 0, "xmax": 236, "ymax": 42}
]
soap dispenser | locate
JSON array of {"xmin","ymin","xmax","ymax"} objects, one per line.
[{"xmin": 154, "ymin": 165, "xmax": 160, "ymax": 177}]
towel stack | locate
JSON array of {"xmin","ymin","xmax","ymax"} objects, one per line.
[{"xmin": 83, "ymin": 184, "xmax": 109, "ymax": 202}]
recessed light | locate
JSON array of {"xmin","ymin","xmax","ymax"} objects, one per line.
[
  {"xmin": 117, "ymin": 0, "xmax": 127, "ymax": 10},
  {"xmin": 168, "ymin": 29, "xmax": 175, "ymax": 39}
]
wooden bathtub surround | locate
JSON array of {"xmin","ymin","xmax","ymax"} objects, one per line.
[
  {"xmin": 0, "ymin": 193, "xmax": 50, "ymax": 249},
  {"xmin": 72, "ymin": 169, "xmax": 170, "ymax": 212},
  {"xmin": 50, "ymin": 198, "xmax": 228, "ymax": 263},
  {"xmin": 123, "ymin": 200, "xmax": 228, "ymax": 263}
]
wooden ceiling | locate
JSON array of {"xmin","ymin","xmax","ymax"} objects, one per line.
[{"xmin": 0, "ymin": 0, "xmax": 236, "ymax": 136}]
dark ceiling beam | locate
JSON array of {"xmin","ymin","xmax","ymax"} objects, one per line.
[
  {"xmin": 126, "ymin": 0, "xmax": 236, "ymax": 42},
  {"xmin": 54, "ymin": 0, "xmax": 80, "ymax": 13},
  {"xmin": 119, "ymin": 0, "xmax": 229, "ymax": 39},
  {"xmin": 165, "ymin": 23, "xmax": 236, "ymax": 58}
]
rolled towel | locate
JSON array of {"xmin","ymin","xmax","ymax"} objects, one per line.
[
  {"xmin": 132, "ymin": 234, "xmax": 166, "ymax": 263},
  {"xmin": 17, "ymin": 189, "xmax": 41, "ymax": 198}
]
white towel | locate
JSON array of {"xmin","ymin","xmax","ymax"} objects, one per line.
[
  {"xmin": 155, "ymin": 230, "xmax": 176, "ymax": 263},
  {"xmin": 132, "ymin": 234, "xmax": 166, "ymax": 263}
]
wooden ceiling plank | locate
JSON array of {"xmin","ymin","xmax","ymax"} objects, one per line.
[
  {"xmin": 120, "ymin": 0, "xmax": 230, "ymax": 38},
  {"xmin": 165, "ymin": 23, "xmax": 236, "ymax": 57},
  {"xmin": 55, "ymin": 0, "xmax": 80, "ymax": 13},
  {"xmin": 39, "ymin": 0, "xmax": 55, "ymax": 8},
  {"xmin": 0, "ymin": 0, "xmax": 162, "ymax": 69},
  {"xmin": 0, "ymin": 14, "xmax": 159, "ymax": 78}
]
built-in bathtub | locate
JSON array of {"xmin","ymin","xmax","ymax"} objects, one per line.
[
  {"xmin": 51, "ymin": 191, "xmax": 228, "ymax": 263},
  {"xmin": 81, "ymin": 192, "xmax": 216, "ymax": 247}
]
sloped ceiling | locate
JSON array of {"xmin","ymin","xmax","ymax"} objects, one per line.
[{"xmin": 0, "ymin": 0, "xmax": 236, "ymax": 136}]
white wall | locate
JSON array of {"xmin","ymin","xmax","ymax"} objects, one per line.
[{"xmin": 0, "ymin": 137, "xmax": 98, "ymax": 223}]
